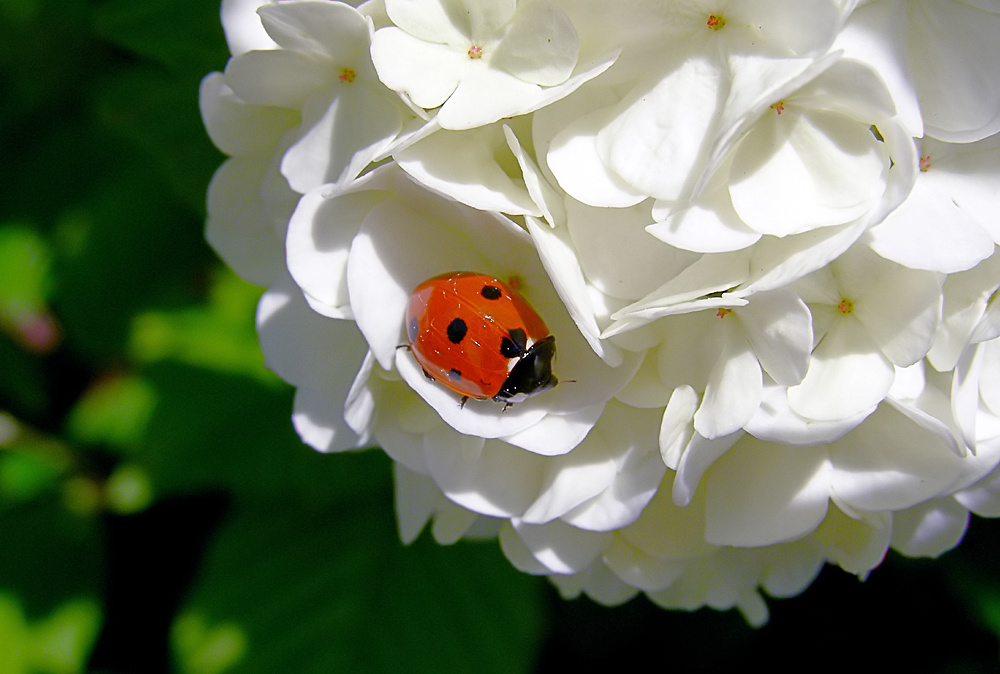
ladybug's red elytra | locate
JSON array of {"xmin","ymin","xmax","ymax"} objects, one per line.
[{"xmin": 405, "ymin": 272, "xmax": 558, "ymax": 405}]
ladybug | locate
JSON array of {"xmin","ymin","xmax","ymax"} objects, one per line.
[{"xmin": 405, "ymin": 272, "xmax": 558, "ymax": 405}]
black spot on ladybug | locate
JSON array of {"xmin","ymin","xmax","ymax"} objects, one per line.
[
  {"xmin": 407, "ymin": 317, "xmax": 419, "ymax": 343},
  {"xmin": 500, "ymin": 328, "xmax": 527, "ymax": 358},
  {"xmin": 480, "ymin": 284, "xmax": 502, "ymax": 300},
  {"xmin": 448, "ymin": 368, "xmax": 462, "ymax": 380},
  {"xmin": 447, "ymin": 317, "xmax": 467, "ymax": 344},
  {"xmin": 500, "ymin": 336, "xmax": 518, "ymax": 358},
  {"xmin": 500, "ymin": 328, "xmax": 528, "ymax": 358},
  {"xmin": 511, "ymin": 328, "xmax": 528, "ymax": 352}
]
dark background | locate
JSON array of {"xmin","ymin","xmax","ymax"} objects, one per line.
[{"xmin": 1, "ymin": 1, "xmax": 998, "ymax": 671}]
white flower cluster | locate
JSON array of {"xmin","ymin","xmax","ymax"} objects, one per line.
[{"xmin": 202, "ymin": 0, "xmax": 1000, "ymax": 624}]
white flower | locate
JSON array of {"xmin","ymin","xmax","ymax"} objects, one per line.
[
  {"xmin": 865, "ymin": 135, "xmax": 1000, "ymax": 273},
  {"xmin": 787, "ymin": 243, "xmax": 942, "ymax": 421},
  {"xmin": 371, "ymin": 0, "xmax": 589, "ymax": 129},
  {"xmin": 204, "ymin": 0, "xmax": 1000, "ymax": 623},
  {"xmin": 836, "ymin": 0, "xmax": 1000, "ymax": 142},
  {"xmin": 200, "ymin": 0, "xmax": 409, "ymax": 285}
]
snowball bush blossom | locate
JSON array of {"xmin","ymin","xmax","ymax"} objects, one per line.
[{"xmin": 203, "ymin": 0, "xmax": 1000, "ymax": 624}]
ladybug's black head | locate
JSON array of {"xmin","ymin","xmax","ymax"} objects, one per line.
[{"xmin": 494, "ymin": 335, "xmax": 558, "ymax": 404}]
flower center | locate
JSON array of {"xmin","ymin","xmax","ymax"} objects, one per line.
[
  {"xmin": 919, "ymin": 155, "xmax": 931, "ymax": 172},
  {"xmin": 837, "ymin": 298, "xmax": 854, "ymax": 314},
  {"xmin": 771, "ymin": 101, "xmax": 785, "ymax": 115},
  {"xmin": 706, "ymin": 14, "xmax": 726, "ymax": 30},
  {"xmin": 716, "ymin": 307, "xmax": 733, "ymax": 319},
  {"xmin": 468, "ymin": 44, "xmax": 483, "ymax": 59},
  {"xmin": 338, "ymin": 68, "xmax": 357, "ymax": 83}
]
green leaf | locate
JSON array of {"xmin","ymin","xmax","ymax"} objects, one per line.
[
  {"xmin": 0, "ymin": 436, "xmax": 68, "ymax": 503},
  {"xmin": 65, "ymin": 375, "xmax": 157, "ymax": 451},
  {"xmin": 50, "ymin": 163, "xmax": 210, "ymax": 362},
  {"xmin": 91, "ymin": 63, "xmax": 225, "ymax": 210},
  {"xmin": 129, "ymin": 268, "xmax": 270, "ymax": 381},
  {"xmin": 0, "ymin": 223, "xmax": 54, "ymax": 310},
  {"xmin": 90, "ymin": 0, "xmax": 230, "ymax": 75},
  {"xmin": 0, "ymin": 594, "xmax": 103, "ymax": 674},
  {"xmin": 176, "ymin": 499, "xmax": 546, "ymax": 674},
  {"xmin": 0, "ymin": 334, "xmax": 49, "ymax": 416},
  {"xmin": 0, "ymin": 499, "xmax": 102, "ymax": 619},
  {"xmin": 132, "ymin": 362, "xmax": 389, "ymax": 504}
]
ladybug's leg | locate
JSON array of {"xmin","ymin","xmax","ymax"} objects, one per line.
[
  {"xmin": 459, "ymin": 396, "xmax": 470, "ymax": 408},
  {"xmin": 421, "ymin": 367, "xmax": 434, "ymax": 381}
]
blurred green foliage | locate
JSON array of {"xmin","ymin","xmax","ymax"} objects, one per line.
[{"xmin": 0, "ymin": 0, "xmax": 998, "ymax": 672}]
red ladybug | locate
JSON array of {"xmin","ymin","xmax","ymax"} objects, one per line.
[{"xmin": 405, "ymin": 272, "xmax": 558, "ymax": 405}]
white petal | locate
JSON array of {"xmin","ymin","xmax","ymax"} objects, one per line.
[
  {"xmin": 954, "ymin": 457, "xmax": 1000, "ymax": 517},
  {"xmin": 730, "ymin": 109, "xmax": 888, "ymax": 235},
  {"xmin": 672, "ymin": 431, "xmax": 743, "ymax": 507},
  {"xmin": 727, "ymin": 0, "xmax": 848, "ymax": 56},
  {"xmin": 502, "ymin": 403, "xmax": 605, "ymax": 457},
  {"xmin": 742, "ymin": 218, "xmax": 870, "ymax": 294},
  {"xmin": 746, "ymin": 380, "xmax": 873, "ymax": 445},
  {"xmin": 560, "ymin": 404, "xmax": 666, "ymax": 531},
  {"xmin": 393, "ymin": 464, "xmax": 442, "ymax": 543},
  {"xmin": 615, "ymin": 349, "xmax": 673, "ymax": 410},
  {"xmin": 562, "ymin": 445, "xmax": 664, "ymax": 532},
  {"xmin": 497, "ymin": 521, "xmax": 551, "ymax": 574},
  {"xmin": 384, "ymin": 0, "xmax": 476, "ymax": 44},
  {"xmin": 344, "ymin": 350, "xmax": 376, "ymax": 444},
  {"xmin": 206, "ymin": 158, "xmax": 291, "ymax": 288},
  {"xmin": 759, "ymin": 541, "xmax": 824, "ymax": 599},
  {"xmin": 849, "ymin": 256, "xmax": 942, "ymax": 367},
  {"xmin": 891, "ymin": 498, "xmax": 969, "ymax": 558},
  {"xmin": 566, "ymin": 199, "xmax": 699, "ymax": 302},
  {"xmin": 787, "ymin": 318, "xmax": 895, "ymax": 421},
  {"xmin": 257, "ymin": 278, "xmax": 369, "ymax": 452},
  {"xmin": 503, "ymin": 124, "xmax": 565, "ymax": 226},
  {"xmin": 511, "ymin": 519, "xmax": 612, "ymax": 574},
  {"xmin": 704, "ymin": 437, "xmax": 830, "ymax": 547},
  {"xmin": 834, "ymin": 0, "xmax": 923, "ymax": 136},
  {"xmin": 738, "ymin": 288, "xmax": 813, "ymax": 386},
  {"xmin": 980, "ymin": 341, "xmax": 1000, "ymax": 417},
  {"xmin": 281, "ymin": 83, "xmax": 402, "ymax": 192},
  {"xmin": 830, "ymin": 404, "xmax": 964, "ymax": 512},
  {"xmin": 520, "ymin": 430, "xmax": 618, "ymax": 524},
  {"xmin": 436, "ymin": 62, "xmax": 544, "ymax": 130},
  {"xmin": 257, "ymin": 276, "xmax": 352, "ymax": 386},
  {"xmin": 866, "ymin": 181, "xmax": 995, "ymax": 273},
  {"xmin": 622, "ymin": 473, "xmax": 717, "ymax": 560},
  {"xmin": 199, "ymin": 73, "xmax": 297, "ymax": 157},
  {"xmin": 648, "ymin": 187, "xmax": 762, "ymax": 254},
  {"xmin": 525, "ymin": 216, "xmax": 623, "ymax": 365},
  {"xmin": 370, "ymin": 27, "xmax": 465, "ymax": 108},
  {"xmin": 539, "ymin": 87, "xmax": 646, "ymax": 207},
  {"xmin": 258, "ymin": 1, "xmax": 369, "ymax": 59},
  {"xmin": 603, "ymin": 539, "xmax": 686, "ymax": 592},
  {"xmin": 287, "ymin": 185, "xmax": 387, "ymax": 317},
  {"xmin": 492, "ymin": 0, "xmax": 579, "ymax": 86},
  {"xmin": 598, "ymin": 55, "xmax": 724, "ymax": 201},
  {"xmin": 396, "ymin": 126, "xmax": 541, "ymax": 215},
  {"xmin": 659, "ymin": 385, "xmax": 698, "ymax": 469},
  {"xmin": 423, "ymin": 433, "xmax": 543, "ymax": 518},
  {"xmin": 222, "ymin": 0, "xmax": 277, "ymax": 55},
  {"xmin": 224, "ymin": 49, "xmax": 332, "ymax": 107},
  {"xmin": 908, "ymin": 0, "xmax": 1000, "ymax": 142},
  {"xmin": 811, "ymin": 505, "xmax": 891, "ymax": 576},
  {"xmin": 918, "ymin": 135, "xmax": 1000, "ymax": 245},
  {"xmin": 693, "ymin": 329, "xmax": 763, "ymax": 439}
]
